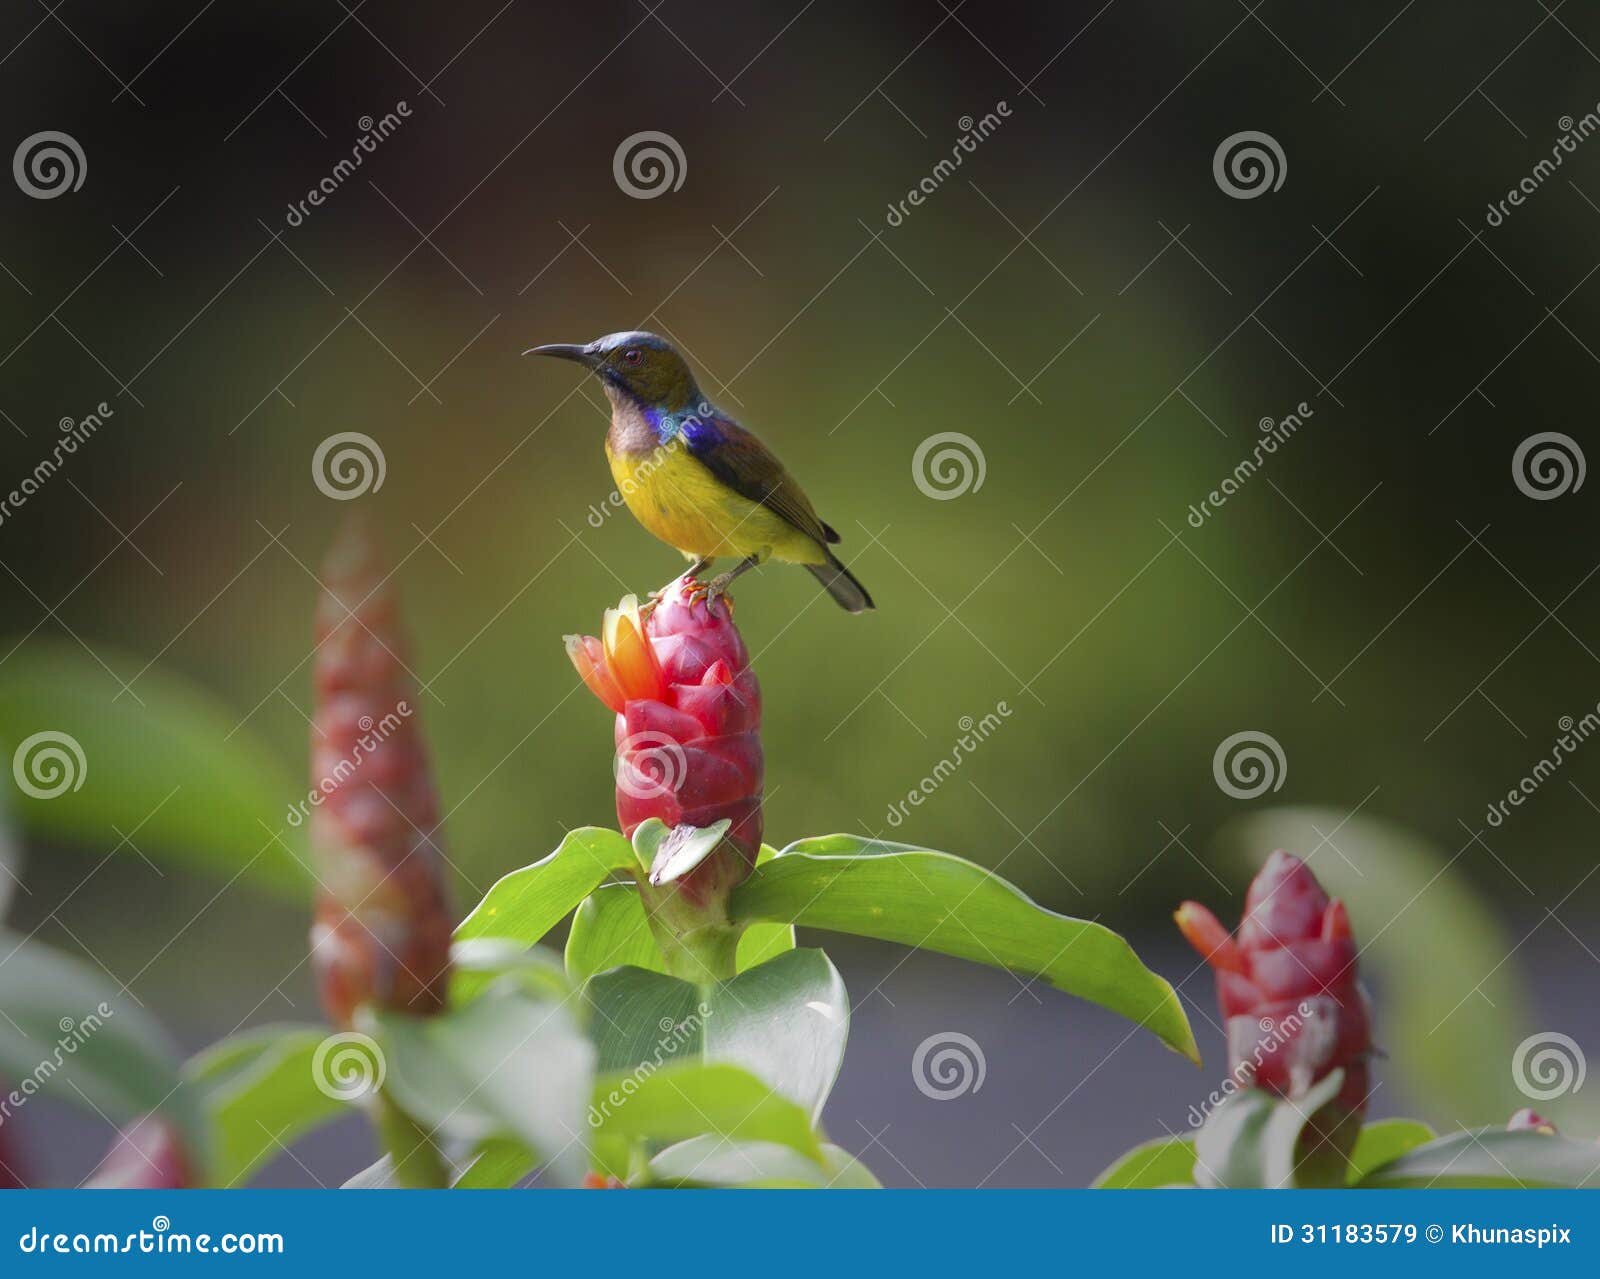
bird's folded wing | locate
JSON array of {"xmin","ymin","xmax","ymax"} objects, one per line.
[{"xmin": 684, "ymin": 414, "xmax": 832, "ymax": 547}]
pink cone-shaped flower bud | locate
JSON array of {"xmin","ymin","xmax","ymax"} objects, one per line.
[
  {"xmin": 567, "ymin": 577, "xmax": 763, "ymax": 872},
  {"xmin": 1177, "ymin": 851, "xmax": 1373, "ymax": 1117},
  {"xmin": 85, "ymin": 1115, "xmax": 190, "ymax": 1189},
  {"xmin": 309, "ymin": 517, "xmax": 453, "ymax": 1027}
]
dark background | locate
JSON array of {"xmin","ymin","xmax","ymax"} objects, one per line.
[{"xmin": 2, "ymin": 1, "xmax": 1599, "ymax": 1186}]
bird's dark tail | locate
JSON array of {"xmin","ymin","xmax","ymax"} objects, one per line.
[{"xmin": 808, "ymin": 551, "xmax": 874, "ymax": 613}]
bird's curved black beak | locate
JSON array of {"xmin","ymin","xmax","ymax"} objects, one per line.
[{"xmin": 523, "ymin": 343, "xmax": 596, "ymax": 367}]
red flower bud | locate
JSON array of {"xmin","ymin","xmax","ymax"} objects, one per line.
[
  {"xmin": 581, "ymin": 1171, "xmax": 626, "ymax": 1188},
  {"xmin": 85, "ymin": 1115, "xmax": 190, "ymax": 1189},
  {"xmin": 1507, "ymin": 1108, "xmax": 1557, "ymax": 1134},
  {"xmin": 567, "ymin": 579, "xmax": 763, "ymax": 869},
  {"xmin": 1177, "ymin": 851, "xmax": 1373, "ymax": 1117},
  {"xmin": 308, "ymin": 518, "xmax": 453, "ymax": 1027}
]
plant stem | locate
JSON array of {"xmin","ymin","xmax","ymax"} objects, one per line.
[{"xmin": 373, "ymin": 1089, "xmax": 450, "ymax": 1188}]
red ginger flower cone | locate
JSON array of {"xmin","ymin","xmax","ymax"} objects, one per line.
[
  {"xmin": 85, "ymin": 1115, "xmax": 189, "ymax": 1189},
  {"xmin": 1176, "ymin": 851, "xmax": 1373, "ymax": 1117},
  {"xmin": 308, "ymin": 518, "xmax": 453, "ymax": 1027},
  {"xmin": 567, "ymin": 578, "xmax": 763, "ymax": 869}
]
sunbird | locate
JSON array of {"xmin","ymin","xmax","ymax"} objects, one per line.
[{"xmin": 527, "ymin": 330, "xmax": 874, "ymax": 613}]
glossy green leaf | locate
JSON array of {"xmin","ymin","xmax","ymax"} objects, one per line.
[
  {"xmin": 1193, "ymin": 1071, "xmax": 1348, "ymax": 1189},
  {"xmin": 586, "ymin": 948, "xmax": 848, "ymax": 1123},
  {"xmin": 730, "ymin": 836, "xmax": 1197, "ymax": 1063},
  {"xmin": 448, "ymin": 938, "xmax": 571, "ymax": 1007},
  {"xmin": 1092, "ymin": 1135, "xmax": 1197, "ymax": 1188},
  {"xmin": 1355, "ymin": 1128, "xmax": 1600, "ymax": 1188},
  {"xmin": 590, "ymin": 1060, "xmax": 822, "ymax": 1162},
  {"xmin": 374, "ymin": 989, "xmax": 594, "ymax": 1186},
  {"xmin": 565, "ymin": 884, "xmax": 668, "ymax": 983},
  {"xmin": 454, "ymin": 828, "xmax": 633, "ymax": 944},
  {"xmin": 647, "ymin": 1136, "xmax": 879, "ymax": 1188},
  {"xmin": 0, "ymin": 646, "xmax": 305, "ymax": 895},
  {"xmin": 1345, "ymin": 1118, "xmax": 1435, "ymax": 1185},
  {"xmin": 0, "ymin": 929, "xmax": 203, "ymax": 1163},
  {"xmin": 1218, "ymin": 809, "xmax": 1531, "ymax": 1126},
  {"xmin": 184, "ymin": 1024, "xmax": 347, "ymax": 1187},
  {"xmin": 453, "ymin": 1138, "xmax": 538, "ymax": 1189}
]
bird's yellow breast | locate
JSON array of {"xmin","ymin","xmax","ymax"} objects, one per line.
[{"xmin": 606, "ymin": 439, "xmax": 823, "ymax": 564}]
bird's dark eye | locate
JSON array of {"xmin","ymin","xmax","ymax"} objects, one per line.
[{"xmin": 622, "ymin": 348, "xmax": 643, "ymax": 367}]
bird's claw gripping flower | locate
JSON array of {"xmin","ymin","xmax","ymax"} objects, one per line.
[
  {"xmin": 308, "ymin": 517, "xmax": 454, "ymax": 1027},
  {"xmin": 1177, "ymin": 851, "xmax": 1374, "ymax": 1118},
  {"xmin": 568, "ymin": 576, "xmax": 763, "ymax": 978}
]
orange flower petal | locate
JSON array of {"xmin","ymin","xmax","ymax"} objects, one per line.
[
  {"xmin": 565, "ymin": 634, "xmax": 625, "ymax": 713},
  {"xmin": 602, "ymin": 595, "xmax": 664, "ymax": 701},
  {"xmin": 1174, "ymin": 901, "xmax": 1246, "ymax": 973}
]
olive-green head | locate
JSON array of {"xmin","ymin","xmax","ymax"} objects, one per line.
[{"xmin": 526, "ymin": 330, "xmax": 702, "ymax": 413}]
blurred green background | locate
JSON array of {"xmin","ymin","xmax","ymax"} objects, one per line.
[{"xmin": 2, "ymin": 1, "xmax": 1599, "ymax": 1184}]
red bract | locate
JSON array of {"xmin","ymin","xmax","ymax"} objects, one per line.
[
  {"xmin": 85, "ymin": 1115, "xmax": 189, "ymax": 1189},
  {"xmin": 308, "ymin": 518, "xmax": 453, "ymax": 1027},
  {"xmin": 567, "ymin": 578, "xmax": 763, "ymax": 869},
  {"xmin": 1176, "ymin": 851, "xmax": 1373, "ymax": 1116}
]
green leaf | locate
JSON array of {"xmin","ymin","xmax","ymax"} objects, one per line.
[
  {"xmin": 184, "ymin": 1024, "xmax": 347, "ymax": 1187},
  {"xmin": 0, "ymin": 929, "xmax": 203, "ymax": 1166},
  {"xmin": 374, "ymin": 989, "xmax": 595, "ymax": 1186},
  {"xmin": 730, "ymin": 836, "xmax": 1197, "ymax": 1063},
  {"xmin": 454, "ymin": 828, "xmax": 634, "ymax": 944},
  {"xmin": 453, "ymin": 1138, "xmax": 538, "ymax": 1189},
  {"xmin": 1217, "ymin": 809, "xmax": 1530, "ymax": 1126},
  {"xmin": 565, "ymin": 884, "xmax": 668, "ymax": 983},
  {"xmin": 1193, "ymin": 1071, "xmax": 1348, "ymax": 1188},
  {"xmin": 647, "ymin": 1136, "xmax": 879, "ymax": 1188},
  {"xmin": 590, "ymin": 1060, "xmax": 822, "ymax": 1162},
  {"xmin": 448, "ymin": 938, "xmax": 571, "ymax": 1007},
  {"xmin": 1345, "ymin": 1118, "xmax": 1435, "ymax": 1185},
  {"xmin": 1355, "ymin": 1128, "xmax": 1600, "ymax": 1188},
  {"xmin": 0, "ymin": 646, "xmax": 305, "ymax": 895},
  {"xmin": 585, "ymin": 948, "xmax": 848, "ymax": 1124},
  {"xmin": 1092, "ymin": 1135, "xmax": 1197, "ymax": 1188}
]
